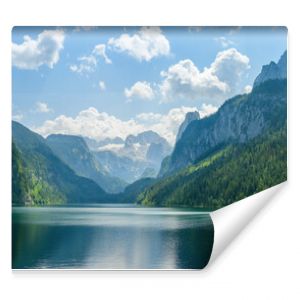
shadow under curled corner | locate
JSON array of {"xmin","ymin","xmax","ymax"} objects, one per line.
[{"xmin": 207, "ymin": 181, "xmax": 287, "ymax": 267}]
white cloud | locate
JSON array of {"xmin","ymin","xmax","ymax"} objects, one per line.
[
  {"xmin": 35, "ymin": 107, "xmax": 145, "ymax": 142},
  {"xmin": 36, "ymin": 102, "xmax": 52, "ymax": 113},
  {"xmin": 137, "ymin": 105, "xmax": 217, "ymax": 144},
  {"xmin": 199, "ymin": 103, "xmax": 218, "ymax": 117},
  {"xmin": 34, "ymin": 105, "xmax": 218, "ymax": 145},
  {"xmin": 159, "ymin": 48, "xmax": 250, "ymax": 105},
  {"xmin": 70, "ymin": 55, "xmax": 97, "ymax": 73},
  {"xmin": 99, "ymin": 81, "xmax": 106, "ymax": 91},
  {"xmin": 137, "ymin": 106, "xmax": 199, "ymax": 144},
  {"xmin": 124, "ymin": 81, "xmax": 154, "ymax": 101},
  {"xmin": 243, "ymin": 85, "xmax": 252, "ymax": 94},
  {"xmin": 97, "ymin": 143, "xmax": 124, "ymax": 152},
  {"xmin": 159, "ymin": 59, "xmax": 229, "ymax": 103},
  {"xmin": 70, "ymin": 44, "xmax": 111, "ymax": 74},
  {"xmin": 214, "ymin": 36, "xmax": 235, "ymax": 48},
  {"xmin": 93, "ymin": 44, "xmax": 112, "ymax": 64},
  {"xmin": 12, "ymin": 30, "xmax": 65, "ymax": 70},
  {"xmin": 12, "ymin": 114, "xmax": 23, "ymax": 121},
  {"xmin": 209, "ymin": 48, "xmax": 250, "ymax": 88},
  {"xmin": 108, "ymin": 27, "xmax": 170, "ymax": 62}
]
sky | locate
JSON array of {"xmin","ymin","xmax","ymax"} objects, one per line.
[{"xmin": 12, "ymin": 26, "xmax": 287, "ymax": 145}]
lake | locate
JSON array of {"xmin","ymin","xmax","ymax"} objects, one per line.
[{"xmin": 12, "ymin": 204, "xmax": 214, "ymax": 269}]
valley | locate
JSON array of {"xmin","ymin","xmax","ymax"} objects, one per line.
[{"xmin": 12, "ymin": 51, "xmax": 287, "ymax": 210}]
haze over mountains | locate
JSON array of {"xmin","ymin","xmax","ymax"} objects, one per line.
[
  {"xmin": 90, "ymin": 130, "xmax": 172, "ymax": 183},
  {"xmin": 12, "ymin": 51, "xmax": 287, "ymax": 209},
  {"xmin": 46, "ymin": 134, "xmax": 127, "ymax": 193}
]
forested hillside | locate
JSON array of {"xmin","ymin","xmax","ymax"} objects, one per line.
[
  {"xmin": 138, "ymin": 127, "xmax": 287, "ymax": 209},
  {"xmin": 12, "ymin": 122, "xmax": 107, "ymax": 205}
]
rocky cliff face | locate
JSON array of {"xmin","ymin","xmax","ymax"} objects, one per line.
[
  {"xmin": 176, "ymin": 111, "xmax": 200, "ymax": 142},
  {"xmin": 253, "ymin": 51, "xmax": 287, "ymax": 88},
  {"xmin": 47, "ymin": 134, "xmax": 103, "ymax": 174},
  {"xmin": 162, "ymin": 51, "xmax": 287, "ymax": 175}
]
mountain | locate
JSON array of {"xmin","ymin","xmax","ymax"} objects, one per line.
[
  {"xmin": 253, "ymin": 50, "xmax": 287, "ymax": 88},
  {"xmin": 123, "ymin": 130, "xmax": 171, "ymax": 162},
  {"xmin": 138, "ymin": 127, "xmax": 287, "ymax": 209},
  {"xmin": 125, "ymin": 130, "xmax": 169, "ymax": 146},
  {"xmin": 12, "ymin": 121, "xmax": 107, "ymax": 205},
  {"xmin": 157, "ymin": 155, "xmax": 172, "ymax": 178},
  {"xmin": 176, "ymin": 111, "xmax": 200, "ymax": 142},
  {"xmin": 115, "ymin": 177, "xmax": 157, "ymax": 203},
  {"xmin": 163, "ymin": 79, "xmax": 286, "ymax": 175},
  {"xmin": 146, "ymin": 142, "xmax": 170, "ymax": 167},
  {"xmin": 142, "ymin": 51, "xmax": 287, "ymax": 209},
  {"xmin": 46, "ymin": 134, "xmax": 127, "ymax": 193},
  {"xmin": 12, "ymin": 141, "xmax": 31, "ymax": 205},
  {"xmin": 93, "ymin": 150, "xmax": 149, "ymax": 183},
  {"xmin": 140, "ymin": 167, "xmax": 157, "ymax": 178},
  {"xmin": 91, "ymin": 130, "xmax": 172, "ymax": 183}
]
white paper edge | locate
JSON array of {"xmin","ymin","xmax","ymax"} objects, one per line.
[{"xmin": 208, "ymin": 181, "xmax": 287, "ymax": 266}]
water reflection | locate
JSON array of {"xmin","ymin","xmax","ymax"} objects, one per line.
[{"xmin": 12, "ymin": 205, "xmax": 214, "ymax": 269}]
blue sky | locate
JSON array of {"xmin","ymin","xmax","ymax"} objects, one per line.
[{"xmin": 12, "ymin": 26, "xmax": 287, "ymax": 144}]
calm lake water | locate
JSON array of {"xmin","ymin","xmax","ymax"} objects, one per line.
[{"xmin": 12, "ymin": 204, "xmax": 214, "ymax": 269}]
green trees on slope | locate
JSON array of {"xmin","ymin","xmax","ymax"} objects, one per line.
[
  {"xmin": 11, "ymin": 78, "xmax": 287, "ymax": 208},
  {"xmin": 138, "ymin": 128, "xmax": 287, "ymax": 210},
  {"xmin": 12, "ymin": 142, "xmax": 30, "ymax": 205},
  {"xmin": 12, "ymin": 121, "xmax": 107, "ymax": 205}
]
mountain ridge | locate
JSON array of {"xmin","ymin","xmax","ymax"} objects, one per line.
[
  {"xmin": 91, "ymin": 130, "xmax": 172, "ymax": 183},
  {"xmin": 253, "ymin": 50, "xmax": 287, "ymax": 87},
  {"xmin": 160, "ymin": 51, "xmax": 287, "ymax": 175},
  {"xmin": 12, "ymin": 121, "xmax": 107, "ymax": 205},
  {"xmin": 176, "ymin": 111, "xmax": 200, "ymax": 142},
  {"xmin": 46, "ymin": 133, "xmax": 127, "ymax": 193}
]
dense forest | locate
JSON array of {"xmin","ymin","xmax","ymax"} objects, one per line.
[{"xmin": 137, "ymin": 127, "xmax": 287, "ymax": 209}]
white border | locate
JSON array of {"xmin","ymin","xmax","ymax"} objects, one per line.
[
  {"xmin": 209, "ymin": 182, "xmax": 287, "ymax": 264},
  {"xmin": 1, "ymin": 0, "xmax": 300, "ymax": 299}
]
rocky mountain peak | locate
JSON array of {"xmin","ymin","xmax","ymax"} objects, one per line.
[
  {"xmin": 253, "ymin": 50, "xmax": 287, "ymax": 88},
  {"xmin": 176, "ymin": 111, "xmax": 200, "ymax": 142}
]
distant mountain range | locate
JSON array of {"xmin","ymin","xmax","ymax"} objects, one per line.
[
  {"xmin": 12, "ymin": 122, "xmax": 172, "ymax": 205},
  {"xmin": 88, "ymin": 130, "xmax": 172, "ymax": 183},
  {"xmin": 12, "ymin": 51, "xmax": 287, "ymax": 209},
  {"xmin": 46, "ymin": 134, "xmax": 127, "ymax": 193}
]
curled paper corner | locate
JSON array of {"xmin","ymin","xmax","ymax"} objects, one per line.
[{"xmin": 208, "ymin": 181, "xmax": 287, "ymax": 266}]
